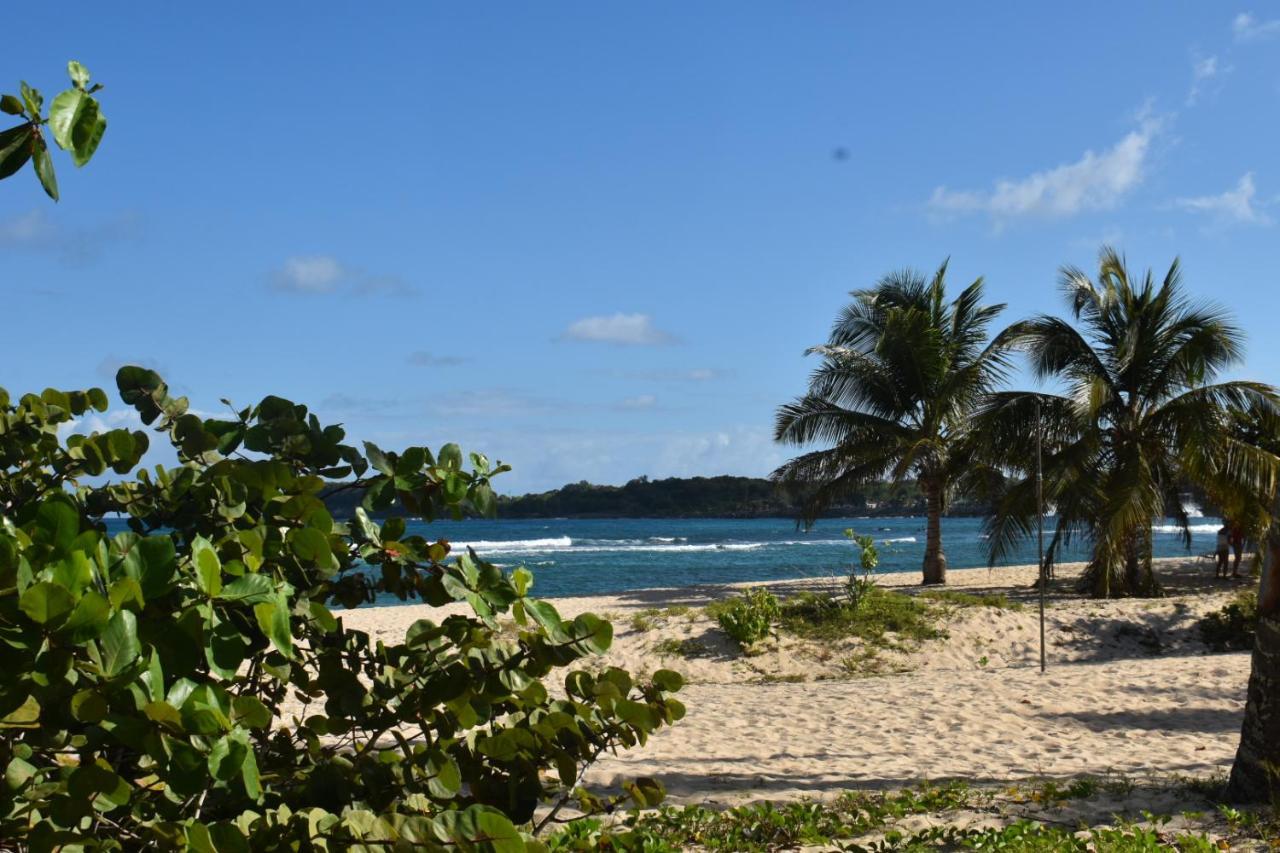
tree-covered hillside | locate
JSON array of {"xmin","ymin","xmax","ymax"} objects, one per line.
[{"xmin": 323, "ymin": 474, "xmax": 997, "ymax": 519}]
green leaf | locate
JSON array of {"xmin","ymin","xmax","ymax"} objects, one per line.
[
  {"xmin": 0, "ymin": 695, "xmax": 41, "ymax": 729},
  {"xmin": 180, "ymin": 684, "xmax": 232, "ymax": 736},
  {"xmin": 207, "ymin": 616, "xmax": 247, "ymax": 679},
  {"xmin": 59, "ymin": 589, "xmax": 110, "ymax": 641},
  {"xmin": 288, "ymin": 527, "xmax": 330, "ymax": 564},
  {"xmin": 67, "ymin": 61, "xmax": 91, "ymax": 88},
  {"xmin": 217, "ymin": 573, "xmax": 274, "ymax": 604},
  {"xmin": 364, "ymin": 441, "xmax": 394, "ymax": 475},
  {"xmin": 253, "ymin": 598, "xmax": 293, "ymax": 658},
  {"xmin": 70, "ymin": 689, "xmax": 108, "ymax": 723},
  {"xmin": 0, "ymin": 94, "xmax": 23, "ymax": 116},
  {"xmin": 100, "ymin": 610, "xmax": 140, "ymax": 676},
  {"xmin": 20, "ymin": 82, "xmax": 41, "ymax": 120},
  {"xmin": 19, "ymin": 582, "xmax": 75, "ymax": 626},
  {"xmin": 652, "ymin": 669, "xmax": 684, "ymax": 692},
  {"xmin": 35, "ymin": 498, "xmax": 79, "ymax": 555},
  {"xmin": 438, "ymin": 443, "xmax": 463, "ymax": 469},
  {"xmin": 0, "ymin": 124, "xmax": 33, "ymax": 179},
  {"xmin": 48, "ymin": 88, "xmax": 87, "ymax": 152},
  {"xmin": 33, "ymin": 137, "xmax": 58, "ymax": 201},
  {"xmin": 192, "ymin": 536, "xmax": 222, "ymax": 597},
  {"xmin": 511, "ymin": 567, "xmax": 532, "ymax": 597},
  {"xmin": 231, "ymin": 695, "xmax": 271, "ymax": 729},
  {"xmin": 570, "ymin": 613, "xmax": 613, "ymax": 655}
]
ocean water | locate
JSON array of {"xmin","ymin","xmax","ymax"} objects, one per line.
[
  {"xmin": 378, "ymin": 515, "xmax": 1220, "ymax": 600},
  {"xmin": 99, "ymin": 515, "xmax": 1221, "ymax": 601}
]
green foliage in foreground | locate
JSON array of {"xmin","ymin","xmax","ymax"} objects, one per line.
[
  {"xmin": 0, "ymin": 370, "xmax": 682, "ymax": 849},
  {"xmin": 546, "ymin": 780, "xmax": 1241, "ymax": 851},
  {"xmin": 707, "ymin": 588, "xmax": 780, "ymax": 648},
  {"xmin": 1199, "ymin": 589, "xmax": 1260, "ymax": 652},
  {"xmin": 2, "ymin": 61, "xmax": 107, "ymax": 201}
]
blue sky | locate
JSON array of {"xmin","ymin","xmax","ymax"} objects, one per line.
[{"xmin": 4, "ymin": 3, "xmax": 1279, "ymax": 493}]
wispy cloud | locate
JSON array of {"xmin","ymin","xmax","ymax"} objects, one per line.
[
  {"xmin": 1233, "ymin": 11, "xmax": 1280, "ymax": 41},
  {"xmin": 1175, "ymin": 172, "xmax": 1272, "ymax": 226},
  {"xmin": 406, "ymin": 351, "xmax": 468, "ymax": 367},
  {"xmin": 560, "ymin": 313, "xmax": 677, "ymax": 345},
  {"xmin": 623, "ymin": 368, "xmax": 724, "ymax": 382},
  {"xmin": 1186, "ymin": 55, "xmax": 1229, "ymax": 105},
  {"xmin": 0, "ymin": 208, "xmax": 142, "ymax": 264},
  {"xmin": 928, "ymin": 113, "xmax": 1164, "ymax": 224},
  {"xmin": 615, "ymin": 394, "xmax": 657, "ymax": 411},
  {"xmin": 270, "ymin": 255, "xmax": 415, "ymax": 296}
]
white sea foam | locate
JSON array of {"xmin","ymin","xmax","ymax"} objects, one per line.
[
  {"xmin": 454, "ymin": 536, "xmax": 573, "ymax": 551},
  {"xmin": 1153, "ymin": 523, "xmax": 1220, "ymax": 534},
  {"xmin": 879, "ymin": 536, "xmax": 918, "ymax": 544}
]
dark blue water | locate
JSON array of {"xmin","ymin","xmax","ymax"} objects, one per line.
[{"xmin": 102, "ymin": 516, "xmax": 1220, "ymax": 601}]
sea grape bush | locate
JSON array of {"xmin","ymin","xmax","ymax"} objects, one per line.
[
  {"xmin": 1, "ymin": 60, "xmax": 108, "ymax": 201},
  {"xmin": 0, "ymin": 368, "xmax": 683, "ymax": 850}
]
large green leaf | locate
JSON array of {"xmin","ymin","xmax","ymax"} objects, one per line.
[
  {"xmin": 0, "ymin": 123, "xmax": 33, "ymax": 179},
  {"xmin": 100, "ymin": 610, "xmax": 140, "ymax": 677},
  {"xmin": 59, "ymin": 590, "xmax": 110, "ymax": 641},
  {"xmin": 32, "ymin": 137, "xmax": 57, "ymax": 201},
  {"xmin": 192, "ymin": 536, "xmax": 222, "ymax": 597},
  {"xmin": 19, "ymin": 582, "xmax": 75, "ymax": 626},
  {"xmin": 216, "ymin": 573, "xmax": 274, "ymax": 604},
  {"xmin": 253, "ymin": 597, "xmax": 293, "ymax": 658}
]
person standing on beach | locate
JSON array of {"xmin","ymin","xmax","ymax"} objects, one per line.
[
  {"xmin": 1216, "ymin": 524, "xmax": 1231, "ymax": 578},
  {"xmin": 1230, "ymin": 523, "xmax": 1245, "ymax": 578}
]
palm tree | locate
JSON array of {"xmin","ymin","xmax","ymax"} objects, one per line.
[
  {"xmin": 772, "ymin": 261, "xmax": 1011, "ymax": 585},
  {"xmin": 1227, "ymin": 505, "xmax": 1280, "ymax": 802},
  {"xmin": 971, "ymin": 247, "xmax": 1279, "ymax": 597}
]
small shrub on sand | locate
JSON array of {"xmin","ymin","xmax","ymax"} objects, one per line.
[
  {"xmin": 653, "ymin": 637, "xmax": 706, "ymax": 658},
  {"xmin": 1199, "ymin": 589, "xmax": 1259, "ymax": 652},
  {"xmin": 708, "ymin": 588, "xmax": 780, "ymax": 648},
  {"xmin": 780, "ymin": 587, "xmax": 944, "ymax": 646},
  {"xmin": 919, "ymin": 588, "xmax": 1024, "ymax": 611}
]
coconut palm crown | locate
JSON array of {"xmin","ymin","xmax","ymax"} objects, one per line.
[
  {"xmin": 772, "ymin": 261, "xmax": 1011, "ymax": 585},
  {"xmin": 970, "ymin": 247, "xmax": 1280, "ymax": 597}
]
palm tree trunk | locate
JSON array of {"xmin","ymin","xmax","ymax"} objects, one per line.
[
  {"xmin": 1227, "ymin": 528, "xmax": 1280, "ymax": 803},
  {"xmin": 922, "ymin": 478, "xmax": 947, "ymax": 585}
]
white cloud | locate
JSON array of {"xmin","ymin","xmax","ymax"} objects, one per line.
[
  {"xmin": 616, "ymin": 394, "xmax": 657, "ymax": 410},
  {"xmin": 928, "ymin": 115, "xmax": 1163, "ymax": 223},
  {"xmin": 1187, "ymin": 55, "xmax": 1229, "ymax": 105},
  {"xmin": 272, "ymin": 256, "xmax": 344, "ymax": 293},
  {"xmin": 1175, "ymin": 172, "xmax": 1272, "ymax": 225},
  {"xmin": 560, "ymin": 313, "xmax": 676, "ymax": 345},
  {"xmin": 270, "ymin": 256, "xmax": 415, "ymax": 296},
  {"xmin": 1233, "ymin": 11, "xmax": 1280, "ymax": 41}
]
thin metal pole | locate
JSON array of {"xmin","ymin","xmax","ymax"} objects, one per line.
[{"xmin": 1037, "ymin": 399, "xmax": 1046, "ymax": 673}]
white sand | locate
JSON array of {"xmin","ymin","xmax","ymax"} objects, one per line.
[{"xmin": 337, "ymin": 557, "xmax": 1254, "ymax": 806}]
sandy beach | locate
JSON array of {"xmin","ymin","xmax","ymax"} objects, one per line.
[{"xmin": 336, "ymin": 557, "xmax": 1254, "ymax": 808}]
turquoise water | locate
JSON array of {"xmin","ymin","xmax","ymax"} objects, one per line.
[
  {"xmin": 101, "ymin": 515, "xmax": 1219, "ymax": 601},
  {"xmin": 380, "ymin": 515, "xmax": 1218, "ymax": 600}
]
